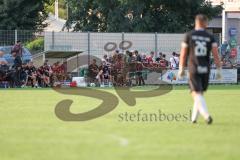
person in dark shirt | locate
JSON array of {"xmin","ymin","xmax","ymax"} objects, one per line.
[
  {"xmin": 20, "ymin": 63, "xmax": 30, "ymax": 87},
  {"xmin": 12, "ymin": 40, "xmax": 23, "ymax": 57},
  {"xmin": 135, "ymin": 50, "xmax": 142, "ymax": 62},
  {"xmin": 12, "ymin": 51, "xmax": 22, "ymax": 87},
  {"xmin": 178, "ymin": 14, "xmax": 222, "ymax": 125},
  {"xmin": 135, "ymin": 50, "xmax": 145, "ymax": 86},
  {"xmin": 127, "ymin": 51, "xmax": 137, "ymax": 86},
  {"xmin": 88, "ymin": 59, "xmax": 99, "ymax": 83},
  {"xmin": 97, "ymin": 61, "xmax": 111, "ymax": 86},
  {"xmin": 102, "ymin": 63, "xmax": 110, "ymax": 80},
  {"xmin": 12, "ymin": 52, "xmax": 22, "ymax": 69},
  {"xmin": 26, "ymin": 62, "xmax": 38, "ymax": 87},
  {"xmin": 156, "ymin": 52, "xmax": 163, "ymax": 62},
  {"xmin": 40, "ymin": 63, "xmax": 52, "ymax": 87}
]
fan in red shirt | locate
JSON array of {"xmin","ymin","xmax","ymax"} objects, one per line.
[
  {"xmin": 146, "ymin": 51, "xmax": 155, "ymax": 64},
  {"xmin": 52, "ymin": 62, "xmax": 61, "ymax": 74},
  {"xmin": 113, "ymin": 54, "xmax": 124, "ymax": 86}
]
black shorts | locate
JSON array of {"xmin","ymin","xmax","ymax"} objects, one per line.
[
  {"xmin": 103, "ymin": 74, "xmax": 109, "ymax": 79},
  {"xmin": 136, "ymin": 71, "xmax": 142, "ymax": 76},
  {"xmin": 189, "ymin": 73, "xmax": 209, "ymax": 92}
]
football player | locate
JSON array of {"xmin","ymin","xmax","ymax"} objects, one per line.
[{"xmin": 178, "ymin": 14, "xmax": 222, "ymax": 125}]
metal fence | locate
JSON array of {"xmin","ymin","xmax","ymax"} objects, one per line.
[
  {"xmin": 44, "ymin": 32, "xmax": 185, "ymax": 59},
  {"xmin": 0, "ymin": 30, "xmax": 223, "ymax": 59},
  {"xmin": 0, "ymin": 30, "xmax": 42, "ymax": 45},
  {"xmin": 2, "ymin": 30, "xmax": 239, "ymax": 67},
  {"xmin": 0, "ymin": 30, "xmax": 44, "ymax": 55}
]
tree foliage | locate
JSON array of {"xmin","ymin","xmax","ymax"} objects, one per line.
[
  {"xmin": 65, "ymin": 0, "xmax": 223, "ymax": 33},
  {"xmin": 0, "ymin": 0, "xmax": 51, "ymax": 30}
]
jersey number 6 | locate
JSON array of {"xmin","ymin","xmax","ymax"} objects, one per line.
[{"xmin": 195, "ymin": 41, "xmax": 207, "ymax": 56}]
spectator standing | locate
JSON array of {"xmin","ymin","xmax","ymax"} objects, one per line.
[
  {"xmin": 135, "ymin": 50, "xmax": 145, "ymax": 86},
  {"xmin": 156, "ymin": 52, "xmax": 163, "ymax": 62},
  {"xmin": 12, "ymin": 51, "xmax": 22, "ymax": 87},
  {"xmin": 147, "ymin": 51, "xmax": 155, "ymax": 64},
  {"xmin": 170, "ymin": 52, "xmax": 179, "ymax": 69},
  {"xmin": 12, "ymin": 40, "xmax": 23, "ymax": 57},
  {"xmin": 134, "ymin": 50, "xmax": 142, "ymax": 62}
]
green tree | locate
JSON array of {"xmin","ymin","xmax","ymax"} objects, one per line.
[
  {"xmin": 0, "ymin": 0, "xmax": 51, "ymax": 30},
  {"xmin": 64, "ymin": 0, "xmax": 131, "ymax": 32},
  {"xmin": 65, "ymin": 0, "xmax": 223, "ymax": 33}
]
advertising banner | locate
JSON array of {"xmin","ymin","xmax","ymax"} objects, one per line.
[
  {"xmin": 161, "ymin": 70, "xmax": 188, "ymax": 84},
  {"xmin": 72, "ymin": 77, "xmax": 87, "ymax": 87},
  {"xmin": 161, "ymin": 69, "xmax": 238, "ymax": 84},
  {"xmin": 209, "ymin": 69, "xmax": 238, "ymax": 84}
]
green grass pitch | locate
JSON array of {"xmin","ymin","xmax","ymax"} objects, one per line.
[{"xmin": 0, "ymin": 85, "xmax": 240, "ymax": 160}]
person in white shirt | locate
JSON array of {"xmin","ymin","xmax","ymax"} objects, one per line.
[{"xmin": 169, "ymin": 52, "xmax": 179, "ymax": 69}]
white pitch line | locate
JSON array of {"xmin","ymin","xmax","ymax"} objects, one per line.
[
  {"xmin": 79, "ymin": 130, "xmax": 129, "ymax": 147},
  {"xmin": 1, "ymin": 126, "xmax": 130, "ymax": 147},
  {"xmin": 109, "ymin": 134, "xmax": 129, "ymax": 147}
]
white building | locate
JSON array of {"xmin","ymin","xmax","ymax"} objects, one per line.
[
  {"xmin": 43, "ymin": 0, "xmax": 69, "ymax": 32},
  {"xmin": 208, "ymin": 0, "xmax": 240, "ymax": 44}
]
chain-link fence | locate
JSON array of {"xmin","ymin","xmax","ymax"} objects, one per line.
[
  {"xmin": 0, "ymin": 30, "xmax": 223, "ymax": 59},
  {"xmin": 0, "ymin": 30, "xmax": 16, "ymax": 46},
  {"xmin": 2, "ymin": 30, "xmax": 239, "ymax": 69},
  {"xmin": 0, "ymin": 30, "xmax": 44, "ymax": 54},
  {"xmin": 44, "ymin": 32, "xmax": 186, "ymax": 59}
]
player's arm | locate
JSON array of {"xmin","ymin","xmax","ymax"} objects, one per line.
[
  {"xmin": 211, "ymin": 43, "xmax": 222, "ymax": 79},
  {"xmin": 179, "ymin": 45, "xmax": 188, "ymax": 70},
  {"xmin": 178, "ymin": 33, "xmax": 189, "ymax": 79},
  {"xmin": 178, "ymin": 45, "xmax": 188, "ymax": 78}
]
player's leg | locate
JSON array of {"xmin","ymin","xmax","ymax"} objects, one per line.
[
  {"xmin": 189, "ymin": 74, "xmax": 212, "ymax": 124},
  {"xmin": 201, "ymin": 74, "xmax": 213, "ymax": 124},
  {"xmin": 191, "ymin": 91, "xmax": 209, "ymax": 119},
  {"xmin": 189, "ymin": 74, "xmax": 201, "ymax": 123},
  {"xmin": 191, "ymin": 91, "xmax": 213, "ymax": 124},
  {"xmin": 191, "ymin": 95, "xmax": 199, "ymax": 123}
]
